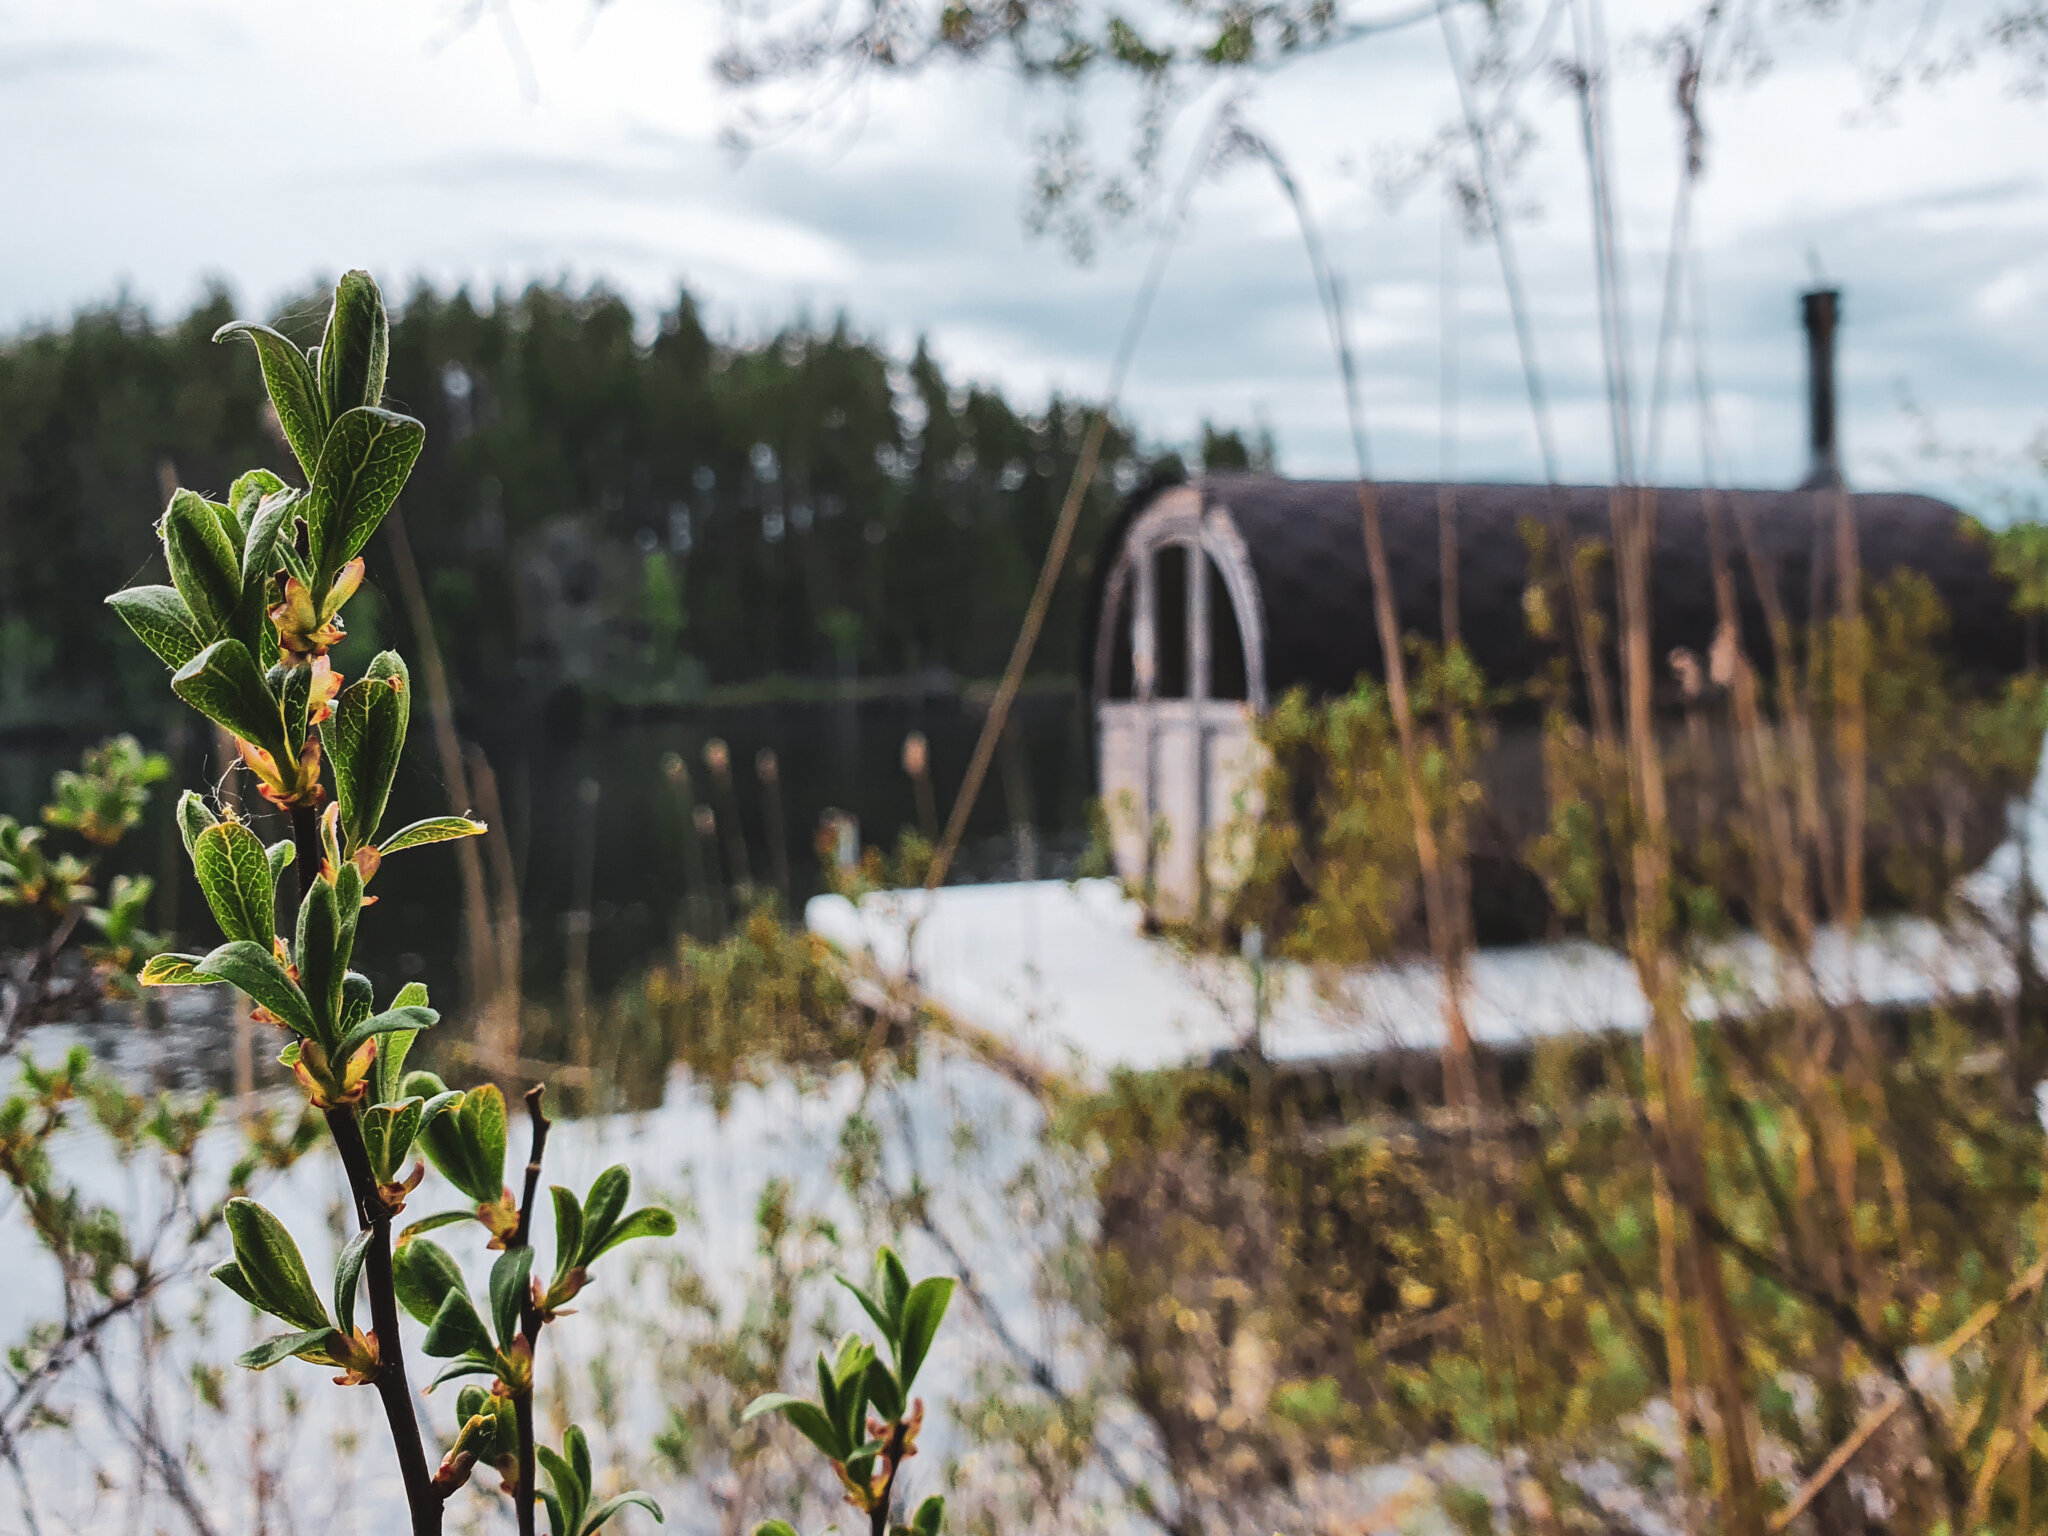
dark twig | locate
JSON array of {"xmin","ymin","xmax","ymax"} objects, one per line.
[
  {"xmin": 1687, "ymin": 1198, "xmax": 1968, "ymax": 1520},
  {"xmin": 85, "ymin": 1338, "xmax": 223, "ymax": 1536},
  {"xmin": 293, "ymin": 803, "xmax": 444, "ymax": 1536},
  {"xmin": 877, "ymin": 1074, "xmax": 1192, "ymax": 1535},
  {"xmin": 512, "ymin": 1085, "xmax": 551, "ymax": 1536}
]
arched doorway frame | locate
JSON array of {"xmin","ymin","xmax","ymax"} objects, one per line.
[
  {"xmin": 1093, "ymin": 486, "xmax": 1268, "ymax": 711},
  {"xmin": 1093, "ymin": 484, "xmax": 1268, "ymax": 916}
]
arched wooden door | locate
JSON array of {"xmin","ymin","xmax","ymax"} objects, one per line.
[{"xmin": 1093, "ymin": 486, "xmax": 1267, "ymax": 918}]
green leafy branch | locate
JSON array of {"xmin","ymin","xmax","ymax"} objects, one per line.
[{"xmin": 742, "ymin": 1245, "xmax": 954, "ymax": 1536}]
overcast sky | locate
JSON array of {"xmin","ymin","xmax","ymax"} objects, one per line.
[{"xmin": 7, "ymin": 0, "xmax": 2048, "ymax": 511}]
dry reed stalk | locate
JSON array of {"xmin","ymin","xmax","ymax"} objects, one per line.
[
  {"xmin": 1437, "ymin": 484, "xmax": 1461, "ymax": 649},
  {"xmin": 902, "ymin": 732, "xmax": 938, "ymax": 844},
  {"xmin": 1649, "ymin": 1163, "xmax": 1699, "ymax": 1519},
  {"xmin": 1351, "ymin": 480, "xmax": 1548, "ymax": 1475},
  {"xmin": 566, "ymin": 776, "xmax": 600, "ymax": 1075},
  {"xmin": 1612, "ymin": 484, "xmax": 1767, "ymax": 1535},
  {"xmin": 1828, "ymin": 489, "xmax": 1913, "ymax": 1243},
  {"xmin": 1771, "ymin": 1247, "xmax": 2048, "ymax": 1530},
  {"xmin": 385, "ymin": 506, "xmax": 499, "ymax": 1018},
  {"xmin": 926, "ymin": 101, "xmax": 1229, "ymax": 893},
  {"xmin": 756, "ymin": 748, "xmax": 792, "ymax": 906},
  {"xmin": 704, "ymin": 740, "xmax": 753, "ymax": 896},
  {"xmin": 1353, "ymin": 481, "xmax": 1479, "ymax": 1114},
  {"xmin": 466, "ymin": 743, "xmax": 525, "ymax": 1070},
  {"xmin": 663, "ymin": 754, "xmax": 712, "ymax": 941},
  {"xmin": 927, "ymin": 410, "xmax": 1109, "ymax": 893},
  {"xmin": 2017, "ymin": 1347, "xmax": 2039, "ymax": 1532},
  {"xmin": 1723, "ymin": 493, "xmax": 1881, "ymax": 1319}
]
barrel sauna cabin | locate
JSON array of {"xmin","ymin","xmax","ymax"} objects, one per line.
[{"xmin": 1081, "ymin": 294, "xmax": 2035, "ymax": 933}]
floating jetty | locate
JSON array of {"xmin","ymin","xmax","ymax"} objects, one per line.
[{"xmin": 805, "ymin": 848, "xmax": 2035, "ymax": 1088}]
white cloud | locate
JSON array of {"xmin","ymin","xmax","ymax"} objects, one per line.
[{"xmin": 4, "ymin": 0, "xmax": 2048, "ymax": 510}]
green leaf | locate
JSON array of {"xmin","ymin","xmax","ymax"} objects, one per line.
[
  {"xmin": 140, "ymin": 952, "xmax": 217, "ymax": 987},
  {"xmin": 742, "ymin": 1392, "xmax": 846, "ymax": 1461},
  {"xmin": 837, "ymin": 1276, "xmax": 896, "ymax": 1346},
  {"xmin": 832, "ymin": 1333, "xmax": 873, "ymax": 1388},
  {"xmin": 278, "ymin": 660, "xmax": 314, "ymax": 754},
  {"xmin": 897, "ymin": 1276, "xmax": 954, "ymax": 1393},
  {"xmin": 399, "ymin": 1253, "xmax": 491, "ymax": 1368},
  {"xmin": 332, "ymin": 1003, "xmax": 437, "ymax": 1067},
  {"xmin": 334, "ymin": 1228, "xmax": 372, "ymax": 1336},
  {"xmin": 176, "ymin": 790, "xmax": 220, "ymax": 855},
  {"xmin": 567, "ymin": 1423, "xmax": 593, "ymax": 1495},
  {"xmin": 865, "ymin": 1358, "xmax": 904, "ymax": 1424},
  {"xmin": 490, "ymin": 1245, "xmax": 534, "ymax": 1351},
  {"xmin": 745, "ymin": 1394, "xmax": 844, "ymax": 1460},
  {"xmin": 398, "ymin": 1208, "xmax": 476, "ymax": 1243},
  {"xmin": 377, "ymin": 815, "xmax": 487, "ymax": 858},
  {"xmin": 580, "ymin": 1166, "xmax": 630, "ymax": 1256},
  {"xmin": 161, "ymin": 488, "xmax": 242, "ymax": 636},
  {"xmin": 739, "ymin": 1391, "xmax": 807, "ymax": 1425},
  {"xmin": 584, "ymin": 1207, "xmax": 676, "ymax": 1264},
  {"xmin": 210, "ymin": 1259, "xmax": 264, "ymax": 1311},
  {"xmin": 292, "ymin": 878, "xmax": 347, "ymax": 1047},
  {"xmin": 910, "ymin": 1494, "xmax": 944, "ymax": 1536},
  {"xmin": 391, "ymin": 1237, "xmax": 473, "ymax": 1335},
  {"xmin": 215, "ymin": 321, "xmax": 327, "ymax": 476},
  {"xmin": 237, "ymin": 1327, "xmax": 340, "ymax": 1372},
  {"xmin": 338, "ymin": 970, "xmax": 373, "ymax": 1042},
  {"xmin": 319, "ymin": 271, "xmax": 390, "ymax": 421},
  {"xmin": 265, "ymin": 838, "xmax": 295, "ymax": 887},
  {"xmin": 303, "ymin": 406, "xmax": 424, "ymax": 592},
  {"xmin": 334, "ymin": 860, "xmax": 365, "ymax": 965},
  {"xmin": 233, "ymin": 488, "xmax": 297, "ymax": 652},
  {"xmin": 550, "ymin": 1187, "xmax": 584, "ymax": 1284},
  {"xmin": 538, "ymin": 1445, "xmax": 586, "ymax": 1536},
  {"xmin": 363, "ymin": 1097, "xmax": 424, "ymax": 1186},
  {"xmin": 751, "ymin": 1524, "xmax": 802, "ymax": 1536},
  {"xmin": 417, "ymin": 1081, "xmax": 508, "ymax": 1205},
  {"xmin": 880, "ymin": 1247, "xmax": 911, "ymax": 1328},
  {"xmin": 106, "ymin": 586, "xmax": 207, "ymax": 671},
  {"xmin": 374, "ymin": 1013, "xmax": 421, "ymax": 1103},
  {"xmin": 223, "ymin": 1198, "xmax": 330, "ymax": 1332},
  {"xmin": 427, "ymin": 1355, "xmax": 500, "ymax": 1391},
  {"xmin": 193, "ymin": 940, "xmax": 314, "ymax": 1036},
  {"xmin": 229, "ymin": 468, "xmax": 289, "ymax": 533},
  {"xmin": 584, "ymin": 1491, "xmax": 664, "ymax": 1533},
  {"xmin": 192, "ymin": 822, "xmax": 275, "ymax": 946},
  {"xmin": 172, "ymin": 639, "xmax": 283, "ymax": 756},
  {"xmin": 831, "ymin": 1335, "xmax": 874, "ymax": 1452},
  {"xmin": 325, "ymin": 653, "xmax": 410, "ymax": 853}
]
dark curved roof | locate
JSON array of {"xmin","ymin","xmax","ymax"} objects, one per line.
[{"xmin": 1087, "ymin": 475, "xmax": 2026, "ymax": 704}]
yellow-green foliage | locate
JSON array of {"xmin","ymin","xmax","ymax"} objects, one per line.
[
  {"xmin": 1074, "ymin": 1009, "xmax": 2048, "ymax": 1523},
  {"xmin": 1239, "ymin": 570, "xmax": 2045, "ymax": 962},
  {"xmin": 639, "ymin": 904, "xmax": 872, "ymax": 1105},
  {"xmin": 1232, "ymin": 643, "xmax": 1488, "ymax": 961}
]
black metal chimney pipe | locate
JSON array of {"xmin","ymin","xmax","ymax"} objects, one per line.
[{"xmin": 1799, "ymin": 287, "xmax": 1843, "ymax": 490}]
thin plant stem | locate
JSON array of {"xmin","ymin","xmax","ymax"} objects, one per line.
[
  {"xmin": 291, "ymin": 802, "xmax": 444, "ymax": 1536},
  {"xmin": 925, "ymin": 96, "xmax": 1231, "ymax": 891},
  {"xmin": 384, "ymin": 507, "xmax": 497, "ymax": 1017},
  {"xmin": 510, "ymin": 1086, "xmax": 552, "ymax": 1536},
  {"xmin": 1437, "ymin": 0, "xmax": 1560, "ymax": 483}
]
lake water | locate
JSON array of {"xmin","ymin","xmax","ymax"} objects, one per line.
[{"xmin": 0, "ymin": 687, "xmax": 1096, "ymax": 1042}]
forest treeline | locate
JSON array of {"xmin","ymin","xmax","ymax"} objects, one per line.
[{"xmin": 0, "ymin": 281, "xmax": 1269, "ymax": 729}]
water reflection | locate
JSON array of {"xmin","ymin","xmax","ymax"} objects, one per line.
[{"xmin": 0, "ymin": 689, "xmax": 1093, "ymax": 1094}]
